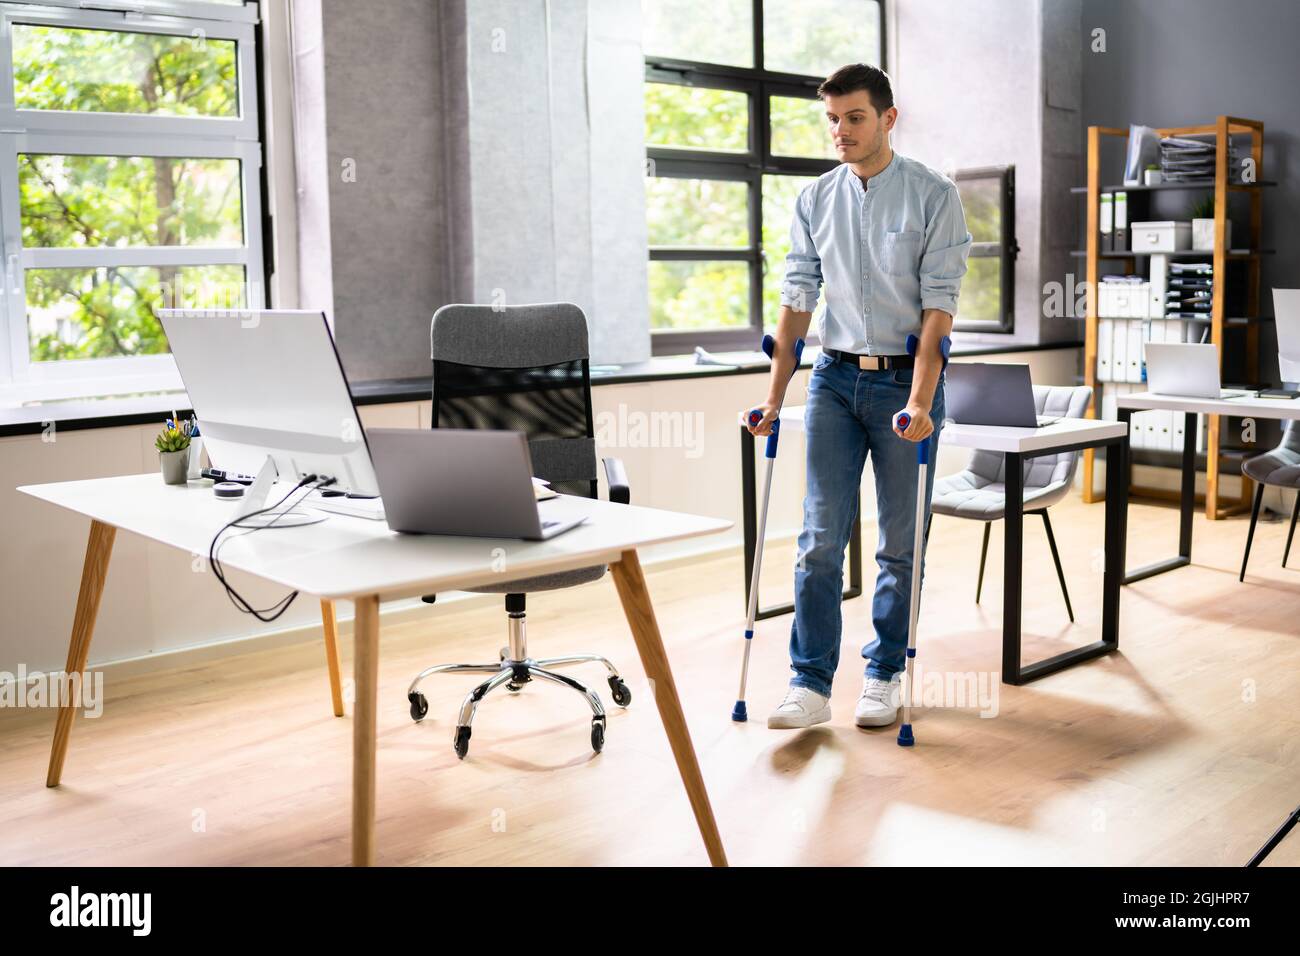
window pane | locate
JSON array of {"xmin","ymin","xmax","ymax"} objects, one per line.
[
  {"xmin": 647, "ymin": 178, "xmax": 749, "ymax": 247},
  {"xmin": 957, "ymin": 176, "xmax": 1001, "ymax": 244},
  {"xmin": 642, "ymin": 0, "xmax": 753, "ymax": 68},
  {"xmin": 770, "ymin": 95, "xmax": 835, "ymax": 159},
  {"xmin": 645, "ymin": 83, "xmax": 749, "ymax": 153},
  {"xmin": 648, "ymin": 260, "xmax": 749, "ymax": 330},
  {"xmin": 20, "ymin": 155, "xmax": 244, "ymax": 248},
  {"xmin": 957, "ymin": 257, "xmax": 1001, "ymax": 325},
  {"xmin": 761, "ymin": 174, "xmax": 820, "ymax": 326},
  {"xmin": 12, "ymin": 24, "xmax": 238, "ymax": 118},
  {"xmin": 762, "ymin": 0, "xmax": 881, "ymax": 77},
  {"xmin": 27, "ymin": 265, "xmax": 246, "ymax": 362}
]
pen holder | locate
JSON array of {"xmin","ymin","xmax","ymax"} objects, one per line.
[
  {"xmin": 160, "ymin": 448, "xmax": 191, "ymax": 486},
  {"xmin": 186, "ymin": 437, "xmax": 204, "ymax": 480}
]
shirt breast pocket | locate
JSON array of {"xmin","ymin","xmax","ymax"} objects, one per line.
[{"xmin": 881, "ymin": 229, "xmax": 922, "ymax": 278}]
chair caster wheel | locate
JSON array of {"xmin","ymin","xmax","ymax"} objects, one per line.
[
  {"xmin": 591, "ymin": 718, "xmax": 605, "ymax": 754},
  {"xmin": 608, "ymin": 677, "xmax": 632, "ymax": 707},
  {"xmin": 506, "ymin": 682, "xmax": 523, "ymax": 694},
  {"xmin": 454, "ymin": 725, "xmax": 471, "ymax": 760},
  {"xmin": 408, "ymin": 692, "xmax": 428, "ymax": 722}
]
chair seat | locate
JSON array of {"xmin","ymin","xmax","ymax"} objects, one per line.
[
  {"xmin": 931, "ymin": 471, "xmax": 1072, "ymax": 521},
  {"xmin": 1242, "ymin": 447, "xmax": 1300, "ymax": 488},
  {"xmin": 464, "ymin": 562, "xmax": 607, "ymax": 594}
]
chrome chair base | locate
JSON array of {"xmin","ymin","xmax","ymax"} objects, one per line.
[{"xmin": 407, "ymin": 609, "xmax": 632, "ymax": 760}]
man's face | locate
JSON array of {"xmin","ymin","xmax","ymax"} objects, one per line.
[{"xmin": 823, "ymin": 90, "xmax": 896, "ymax": 165}]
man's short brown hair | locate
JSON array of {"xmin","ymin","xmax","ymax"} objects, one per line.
[{"xmin": 817, "ymin": 63, "xmax": 894, "ymax": 114}]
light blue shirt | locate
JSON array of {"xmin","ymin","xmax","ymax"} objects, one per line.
[{"xmin": 780, "ymin": 153, "xmax": 972, "ymax": 355}]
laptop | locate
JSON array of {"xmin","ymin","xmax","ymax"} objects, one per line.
[
  {"xmin": 366, "ymin": 428, "xmax": 587, "ymax": 540},
  {"xmin": 944, "ymin": 363, "xmax": 1060, "ymax": 428},
  {"xmin": 1144, "ymin": 342, "xmax": 1252, "ymax": 399}
]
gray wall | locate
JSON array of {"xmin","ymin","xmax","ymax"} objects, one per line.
[
  {"xmin": 321, "ymin": 0, "xmax": 449, "ymax": 382},
  {"xmin": 1081, "ymin": 0, "xmax": 1300, "ymax": 384},
  {"xmin": 893, "ymin": 0, "xmax": 1082, "ymax": 349},
  {"xmin": 313, "ymin": 0, "xmax": 650, "ymax": 380}
]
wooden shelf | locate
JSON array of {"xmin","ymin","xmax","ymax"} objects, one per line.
[
  {"xmin": 1070, "ymin": 180, "xmax": 1276, "ymax": 193},
  {"xmin": 1079, "ymin": 116, "xmax": 1269, "ymax": 520},
  {"xmin": 1070, "ymin": 249, "xmax": 1273, "ymax": 258}
]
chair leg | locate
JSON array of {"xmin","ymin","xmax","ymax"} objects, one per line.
[
  {"xmin": 1284, "ymin": 491, "xmax": 1299, "ymax": 569},
  {"xmin": 976, "ymin": 521, "xmax": 991, "ymax": 604},
  {"xmin": 1240, "ymin": 483, "xmax": 1265, "ymax": 582},
  {"xmin": 1037, "ymin": 509, "xmax": 1074, "ymax": 623}
]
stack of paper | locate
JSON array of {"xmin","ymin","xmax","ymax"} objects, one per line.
[{"xmin": 1159, "ymin": 136, "xmax": 1242, "ymax": 183}]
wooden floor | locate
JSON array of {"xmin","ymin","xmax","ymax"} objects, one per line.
[{"xmin": 2, "ymin": 492, "xmax": 1298, "ymax": 866}]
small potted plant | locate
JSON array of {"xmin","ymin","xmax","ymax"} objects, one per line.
[
  {"xmin": 155, "ymin": 421, "xmax": 192, "ymax": 485},
  {"xmin": 1190, "ymin": 195, "xmax": 1228, "ymax": 251},
  {"xmin": 1144, "ymin": 163, "xmax": 1162, "ymax": 186}
]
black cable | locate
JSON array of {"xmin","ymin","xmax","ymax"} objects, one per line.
[{"xmin": 208, "ymin": 475, "xmax": 335, "ymax": 622}]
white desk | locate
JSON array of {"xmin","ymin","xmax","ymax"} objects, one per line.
[
  {"xmin": 19, "ymin": 473, "xmax": 732, "ymax": 866},
  {"xmin": 739, "ymin": 409, "xmax": 1129, "ymax": 684},
  {"xmin": 1116, "ymin": 390, "xmax": 1300, "ymax": 581}
]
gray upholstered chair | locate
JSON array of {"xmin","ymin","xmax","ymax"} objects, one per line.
[
  {"xmin": 927, "ymin": 384, "xmax": 1093, "ymax": 621},
  {"xmin": 1239, "ymin": 419, "xmax": 1300, "ymax": 581},
  {"xmin": 406, "ymin": 303, "xmax": 632, "ymax": 760}
]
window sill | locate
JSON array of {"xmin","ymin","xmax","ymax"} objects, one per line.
[{"xmin": 0, "ymin": 341, "xmax": 1083, "ymax": 437}]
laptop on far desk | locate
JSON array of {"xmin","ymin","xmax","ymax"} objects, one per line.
[
  {"xmin": 1144, "ymin": 342, "xmax": 1253, "ymax": 400},
  {"xmin": 944, "ymin": 363, "xmax": 1060, "ymax": 428},
  {"xmin": 366, "ymin": 428, "xmax": 587, "ymax": 540}
]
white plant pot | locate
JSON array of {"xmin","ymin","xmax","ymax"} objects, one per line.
[{"xmin": 1192, "ymin": 218, "xmax": 1229, "ymax": 251}]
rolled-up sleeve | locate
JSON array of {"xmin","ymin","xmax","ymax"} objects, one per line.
[
  {"xmin": 919, "ymin": 184, "xmax": 972, "ymax": 317},
  {"xmin": 780, "ymin": 185, "xmax": 822, "ymax": 314}
]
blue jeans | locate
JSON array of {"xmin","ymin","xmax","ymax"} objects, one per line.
[{"xmin": 788, "ymin": 351, "xmax": 945, "ymax": 697}]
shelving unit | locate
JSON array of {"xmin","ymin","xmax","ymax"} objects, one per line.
[{"xmin": 1079, "ymin": 117, "xmax": 1272, "ymax": 519}]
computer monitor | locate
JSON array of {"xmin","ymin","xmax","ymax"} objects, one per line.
[
  {"xmin": 1272, "ymin": 289, "xmax": 1300, "ymax": 386},
  {"xmin": 156, "ymin": 308, "xmax": 378, "ymax": 522}
]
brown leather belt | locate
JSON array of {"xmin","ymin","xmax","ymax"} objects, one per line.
[{"xmin": 826, "ymin": 348, "xmax": 915, "ymax": 370}]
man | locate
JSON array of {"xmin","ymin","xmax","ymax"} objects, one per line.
[{"xmin": 748, "ymin": 62, "xmax": 971, "ymax": 730}]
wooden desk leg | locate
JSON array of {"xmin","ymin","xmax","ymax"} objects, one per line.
[
  {"xmin": 320, "ymin": 599, "xmax": 345, "ymax": 717},
  {"xmin": 47, "ymin": 520, "xmax": 116, "ymax": 788},
  {"xmin": 610, "ymin": 550, "xmax": 728, "ymax": 867},
  {"xmin": 351, "ymin": 594, "xmax": 380, "ymax": 866}
]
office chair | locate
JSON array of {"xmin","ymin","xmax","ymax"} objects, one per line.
[
  {"xmin": 405, "ymin": 302, "xmax": 632, "ymax": 760},
  {"xmin": 1239, "ymin": 419, "xmax": 1300, "ymax": 581},
  {"xmin": 927, "ymin": 384, "xmax": 1093, "ymax": 621}
]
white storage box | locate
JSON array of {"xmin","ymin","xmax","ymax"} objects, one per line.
[{"xmin": 1131, "ymin": 220, "xmax": 1192, "ymax": 252}]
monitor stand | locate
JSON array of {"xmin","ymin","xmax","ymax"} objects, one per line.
[{"xmin": 234, "ymin": 457, "xmax": 327, "ymax": 528}]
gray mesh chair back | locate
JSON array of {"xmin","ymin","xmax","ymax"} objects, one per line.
[{"xmin": 431, "ymin": 302, "xmax": 597, "ymax": 499}]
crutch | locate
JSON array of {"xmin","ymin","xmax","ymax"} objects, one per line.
[
  {"xmin": 732, "ymin": 333, "xmax": 806, "ymax": 722},
  {"xmin": 890, "ymin": 331, "xmax": 951, "ymax": 746}
]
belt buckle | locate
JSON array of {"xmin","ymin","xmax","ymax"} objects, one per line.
[{"xmin": 858, "ymin": 355, "xmax": 882, "ymax": 371}]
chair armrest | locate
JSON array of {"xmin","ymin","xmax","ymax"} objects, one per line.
[{"xmin": 602, "ymin": 456, "xmax": 630, "ymax": 505}]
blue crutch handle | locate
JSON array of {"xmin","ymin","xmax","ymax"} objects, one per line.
[
  {"xmin": 893, "ymin": 333, "xmax": 952, "ymax": 464},
  {"xmin": 746, "ymin": 334, "xmax": 806, "ymax": 459}
]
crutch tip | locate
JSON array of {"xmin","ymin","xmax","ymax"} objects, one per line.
[
  {"xmin": 896, "ymin": 724, "xmax": 915, "ymax": 746},
  {"xmin": 731, "ymin": 701, "xmax": 748, "ymax": 722}
]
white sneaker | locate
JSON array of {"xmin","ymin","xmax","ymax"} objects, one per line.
[
  {"xmin": 855, "ymin": 675, "xmax": 902, "ymax": 727},
  {"xmin": 767, "ymin": 686, "xmax": 831, "ymax": 729}
]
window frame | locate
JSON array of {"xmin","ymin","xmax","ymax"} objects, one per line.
[
  {"xmin": 644, "ymin": 0, "xmax": 885, "ymax": 355},
  {"xmin": 951, "ymin": 164, "xmax": 1017, "ymax": 334},
  {"xmin": 0, "ymin": 0, "xmax": 265, "ymax": 394}
]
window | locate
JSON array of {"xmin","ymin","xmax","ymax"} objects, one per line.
[
  {"xmin": 952, "ymin": 165, "xmax": 1017, "ymax": 333},
  {"xmin": 643, "ymin": 0, "xmax": 884, "ymax": 354},
  {"xmin": 0, "ymin": 0, "xmax": 264, "ymax": 395}
]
